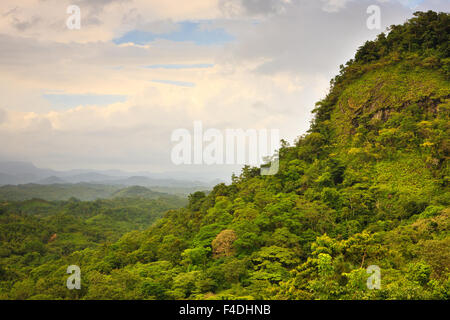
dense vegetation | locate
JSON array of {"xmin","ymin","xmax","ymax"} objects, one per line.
[
  {"xmin": 0, "ymin": 196, "xmax": 186, "ymax": 299},
  {"xmin": 0, "ymin": 11, "xmax": 448, "ymax": 300}
]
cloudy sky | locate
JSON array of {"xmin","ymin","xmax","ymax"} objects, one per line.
[{"xmin": 0, "ymin": 0, "xmax": 448, "ymax": 180}]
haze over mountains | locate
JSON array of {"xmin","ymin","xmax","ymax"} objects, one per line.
[{"xmin": 0, "ymin": 161, "xmax": 222, "ymax": 188}]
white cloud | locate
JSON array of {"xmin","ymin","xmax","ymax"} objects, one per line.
[{"xmin": 0, "ymin": 0, "xmax": 445, "ymax": 175}]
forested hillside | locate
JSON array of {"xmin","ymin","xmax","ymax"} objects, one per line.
[
  {"xmin": 0, "ymin": 11, "xmax": 448, "ymax": 300},
  {"xmin": 0, "ymin": 183, "xmax": 207, "ymax": 201},
  {"xmin": 0, "ymin": 184, "xmax": 122, "ymax": 201},
  {"xmin": 0, "ymin": 196, "xmax": 186, "ymax": 299}
]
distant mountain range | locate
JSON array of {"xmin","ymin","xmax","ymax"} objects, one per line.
[
  {"xmin": 0, "ymin": 161, "xmax": 223, "ymax": 188},
  {"xmin": 0, "ymin": 183, "xmax": 192, "ymax": 201}
]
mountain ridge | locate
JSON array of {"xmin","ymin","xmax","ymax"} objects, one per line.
[{"xmin": 0, "ymin": 160, "xmax": 220, "ymax": 188}]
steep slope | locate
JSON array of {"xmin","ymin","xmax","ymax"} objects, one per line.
[{"xmin": 1, "ymin": 11, "xmax": 448, "ymax": 300}]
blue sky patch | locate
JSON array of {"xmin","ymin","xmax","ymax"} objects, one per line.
[
  {"xmin": 43, "ymin": 93, "xmax": 128, "ymax": 109},
  {"xmin": 114, "ymin": 21, "xmax": 234, "ymax": 46}
]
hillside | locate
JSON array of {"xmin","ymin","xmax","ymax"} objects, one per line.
[
  {"xmin": 0, "ymin": 11, "xmax": 448, "ymax": 300},
  {"xmin": 0, "ymin": 196, "xmax": 188, "ymax": 300},
  {"xmin": 111, "ymin": 186, "xmax": 167, "ymax": 199},
  {"xmin": 0, "ymin": 183, "xmax": 121, "ymax": 201},
  {"xmin": 0, "ymin": 183, "xmax": 203, "ymax": 201}
]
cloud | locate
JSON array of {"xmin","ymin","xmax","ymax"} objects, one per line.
[
  {"xmin": 0, "ymin": 0, "xmax": 445, "ymax": 175},
  {"xmin": 144, "ymin": 63, "xmax": 214, "ymax": 69},
  {"xmin": 43, "ymin": 93, "xmax": 128, "ymax": 110},
  {"xmin": 320, "ymin": 0, "xmax": 352, "ymax": 12},
  {"xmin": 217, "ymin": 0, "xmax": 412, "ymax": 79},
  {"xmin": 151, "ymin": 79, "xmax": 196, "ymax": 87},
  {"xmin": 0, "ymin": 108, "xmax": 7, "ymax": 125},
  {"xmin": 0, "ymin": 0, "xmax": 222, "ymax": 43},
  {"xmin": 11, "ymin": 15, "xmax": 41, "ymax": 31},
  {"xmin": 416, "ymin": 0, "xmax": 450, "ymax": 11}
]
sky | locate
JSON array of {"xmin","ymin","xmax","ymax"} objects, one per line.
[{"xmin": 0, "ymin": 0, "xmax": 448, "ymax": 180}]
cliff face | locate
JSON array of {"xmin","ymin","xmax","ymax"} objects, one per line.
[{"xmin": 302, "ymin": 59, "xmax": 449, "ymax": 223}]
